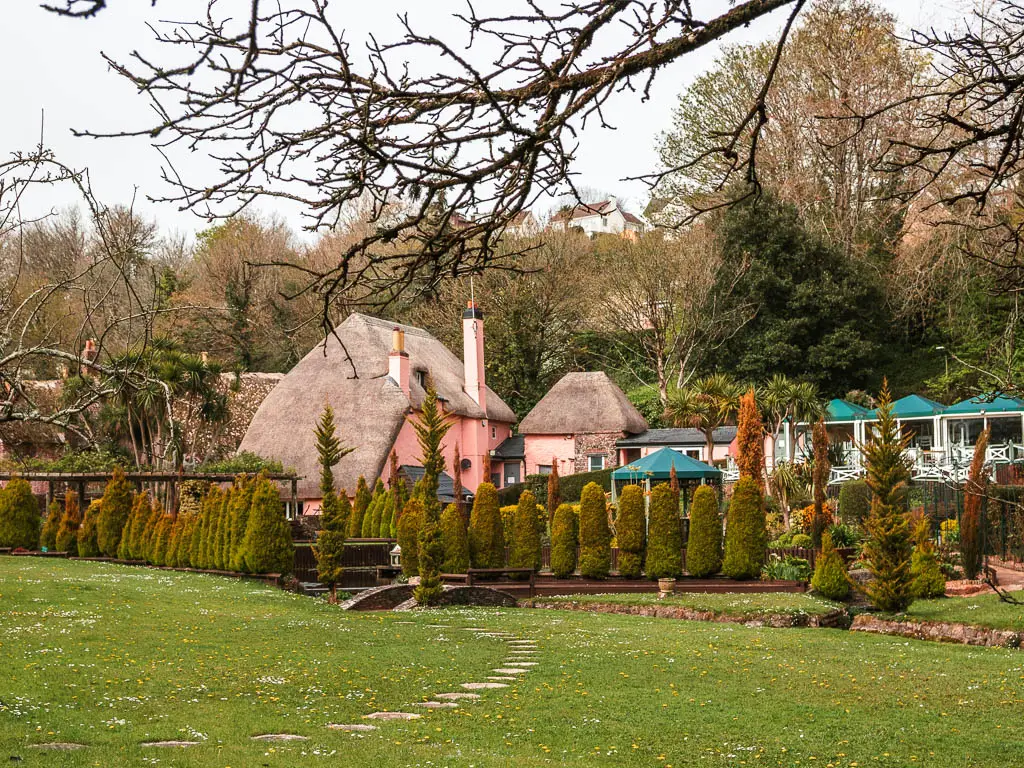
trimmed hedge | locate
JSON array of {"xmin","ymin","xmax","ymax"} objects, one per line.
[
  {"xmin": 550, "ymin": 503, "xmax": 579, "ymax": 578},
  {"xmin": 55, "ymin": 492, "xmax": 81, "ymax": 554},
  {"xmin": 615, "ymin": 485, "xmax": 645, "ymax": 579},
  {"xmin": 722, "ymin": 476, "xmax": 767, "ymax": 580},
  {"xmin": 685, "ymin": 485, "xmax": 722, "ymax": 578},
  {"xmin": 0, "ymin": 477, "xmax": 41, "ymax": 550},
  {"xmin": 578, "ymin": 482, "xmax": 611, "ymax": 579},
  {"xmin": 497, "ymin": 467, "xmax": 614, "ymax": 507},
  {"xmin": 646, "ymin": 483, "xmax": 682, "ymax": 579},
  {"xmin": 397, "ymin": 497, "xmax": 425, "ymax": 576},
  {"xmin": 96, "ymin": 467, "xmax": 132, "ymax": 558},
  {"xmin": 469, "ymin": 482, "xmax": 504, "ymax": 568},
  {"xmin": 810, "ymin": 531, "xmax": 849, "ymax": 600},
  {"xmin": 77, "ymin": 500, "xmax": 102, "ymax": 557},
  {"xmin": 837, "ymin": 479, "xmax": 871, "ymax": 523},
  {"xmin": 509, "ymin": 490, "xmax": 542, "ymax": 573},
  {"xmin": 440, "ymin": 503, "xmax": 470, "ymax": 573}
]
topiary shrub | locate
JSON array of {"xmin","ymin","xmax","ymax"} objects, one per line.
[
  {"xmin": 96, "ymin": 467, "xmax": 132, "ymax": 558},
  {"xmin": 440, "ymin": 503, "xmax": 470, "ymax": 573},
  {"xmin": 838, "ymin": 479, "xmax": 871, "ymax": 523},
  {"xmin": 55, "ymin": 491, "xmax": 81, "ymax": 554},
  {"xmin": 379, "ymin": 493, "xmax": 395, "ymax": 538},
  {"xmin": 790, "ymin": 533, "xmax": 813, "ymax": 548},
  {"xmin": 810, "ymin": 531, "xmax": 850, "ymax": 599},
  {"xmin": 227, "ymin": 476, "xmax": 254, "ymax": 571},
  {"xmin": 150, "ymin": 510, "xmax": 173, "ymax": 566},
  {"xmin": 615, "ymin": 485, "xmax": 645, "ymax": 579},
  {"xmin": 40, "ymin": 499, "xmax": 61, "ymax": 551},
  {"xmin": 646, "ymin": 483, "xmax": 682, "ymax": 580},
  {"xmin": 509, "ymin": 490, "xmax": 542, "ymax": 574},
  {"xmin": 120, "ymin": 490, "xmax": 148, "ymax": 560},
  {"xmin": 240, "ymin": 475, "xmax": 294, "ymax": 574},
  {"xmin": 397, "ymin": 497, "xmax": 425, "ymax": 576},
  {"xmin": 550, "ymin": 503, "xmax": 579, "ymax": 578},
  {"xmin": 722, "ymin": 476, "xmax": 768, "ymax": 580},
  {"xmin": 349, "ymin": 475, "xmax": 371, "ymax": 537},
  {"xmin": 364, "ymin": 479, "xmax": 386, "ymax": 538},
  {"xmin": 469, "ymin": 483, "xmax": 504, "ymax": 568},
  {"xmin": 77, "ymin": 500, "xmax": 102, "ymax": 557},
  {"xmin": 910, "ymin": 517, "xmax": 946, "ymax": 599},
  {"xmin": 578, "ymin": 482, "xmax": 611, "ymax": 579},
  {"xmin": 685, "ymin": 485, "xmax": 722, "ymax": 577},
  {"xmin": 0, "ymin": 477, "xmax": 41, "ymax": 550},
  {"xmin": 141, "ymin": 498, "xmax": 165, "ymax": 564}
]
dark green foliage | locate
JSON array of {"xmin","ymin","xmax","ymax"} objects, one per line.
[
  {"xmin": 0, "ymin": 477, "xmax": 41, "ymax": 549},
  {"xmin": 550, "ymin": 503, "xmax": 579, "ymax": 578},
  {"xmin": 615, "ymin": 485, "xmax": 645, "ymax": 579},
  {"xmin": 863, "ymin": 384, "xmax": 915, "ymax": 612},
  {"xmin": 440, "ymin": 503, "xmax": 469, "ymax": 573},
  {"xmin": 349, "ymin": 476, "xmax": 371, "ymax": 538},
  {"xmin": 762, "ymin": 553, "xmax": 812, "ymax": 581},
  {"xmin": 195, "ymin": 451, "xmax": 284, "ymax": 474},
  {"xmin": 315, "ymin": 475, "xmax": 349, "ymax": 600},
  {"xmin": 497, "ymin": 467, "xmax": 613, "ymax": 508},
  {"xmin": 40, "ymin": 500, "xmax": 61, "ymax": 551},
  {"xmin": 911, "ymin": 541, "xmax": 946, "ymax": 599},
  {"xmin": 578, "ymin": 482, "xmax": 611, "ymax": 579},
  {"xmin": 96, "ymin": 467, "xmax": 132, "ymax": 557},
  {"xmin": 509, "ymin": 490, "xmax": 542, "ymax": 573},
  {"xmin": 397, "ymin": 497, "xmax": 425, "ymax": 577},
  {"xmin": 838, "ymin": 480, "xmax": 872, "ymax": 523},
  {"xmin": 240, "ymin": 476, "xmax": 294, "ymax": 574},
  {"xmin": 722, "ymin": 477, "xmax": 768, "ymax": 580},
  {"xmin": 646, "ymin": 483, "xmax": 682, "ymax": 580},
  {"xmin": 685, "ymin": 485, "xmax": 722, "ymax": 577},
  {"xmin": 811, "ymin": 532, "xmax": 850, "ymax": 599},
  {"xmin": 470, "ymin": 483, "xmax": 505, "ymax": 568},
  {"xmin": 77, "ymin": 500, "xmax": 102, "ymax": 557},
  {"xmin": 414, "ymin": 383, "xmax": 449, "ymax": 606},
  {"xmin": 314, "ymin": 403, "xmax": 354, "ymax": 529},
  {"xmin": 415, "ymin": 516, "xmax": 445, "ymax": 605},
  {"xmin": 790, "ymin": 533, "xmax": 813, "ymax": 548},
  {"xmin": 55, "ymin": 492, "xmax": 81, "ymax": 553}
]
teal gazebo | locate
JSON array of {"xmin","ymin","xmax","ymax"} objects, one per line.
[{"xmin": 611, "ymin": 447, "xmax": 722, "ymax": 509}]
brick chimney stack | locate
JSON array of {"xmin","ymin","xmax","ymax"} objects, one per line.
[
  {"xmin": 389, "ymin": 326, "xmax": 410, "ymax": 396},
  {"xmin": 462, "ymin": 302, "xmax": 486, "ymax": 411}
]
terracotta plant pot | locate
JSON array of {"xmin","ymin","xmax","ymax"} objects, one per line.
[{"xmin": 657, "ymin": 578, "xmax": 676, "ymax": 597}]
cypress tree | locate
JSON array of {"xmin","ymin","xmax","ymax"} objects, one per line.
[
  {"xmin": 314, "ymin": 403, "xmax": 354, "ymax": 521},
  {"xmin": 547, "ymin": 459, "xmax": 561, "ymax": 526},
  {"xmin": 125, "ymin": 491, "xmax": 151, "ymax": 560},
  {"xmin": 685, "ymin": 485, "xmax": 722, "ymax": 577},
  {"xmin": 736, "ymin": 389, "xmax": 765, "ymax": 490},
  {"xmin": 212, "ymin": 492, "xmax": 230, "ymax": 570},
  {"xmin": 452, "ymin": 445, "xmax": 465, "ymax": 522},
  {"xmin": 811, "ymin": 418, "xmax": 831, "ymax": 547},
  {"xmin": 349, "ymin": 476, "xmax": 372, "ymax": 538},
  {"xmin": 414, "ymin": 381, "xmax": 452, "ymax": 606},
  {"xmin": 40, "ymin": 499, "xmax": 61, "ymax": 551},
  {"xmin": 0, "ymin": 477, "xmax": 41, "ymax": 550},
  {"xmin": 228, "ymin": 476, "xmax": 254, "ymax": 571},
  {"xmin": 810, "ymin": 531, "xmax": 850, "ymax": 599},
  {"xmin": 615, "ymin": 484, "xmax": 645, "ymax": 579},
  {"xmin": 397, "ymin": 497, "xmax": 425, "ymax": 576},
  {"xmin": 188, "ymin": 492, "xmax": 206, "ymax": 567},
  {"xmin": 142, "ymin": 498, "xmax": 165, "ymax": 564},
  {"xmin": 469, "ymin": 482, "xmax": 504, "ymax": 568},
  {"xmin": 379, "ymin": 492, "xmax": 395, "ymax": 538},
  {"xmin": 509, "ymin": 490, "xmax": 542, "ymax": 574},
  {"xmin": 55, "ymin": 491, "xmax": 81, "ymax": 554},
  {"xmin": 646, "ymin": 483, "xmax": 683, "ymax": 579},
  {"xmin": 313, "ymin": 402, "xmax": 352, "ymax": 601},
  {"xmin": 368, "ymin": 479, "xmax": 387, "ymax": 537},
  {"xmin": 77, "ymin": 500, "xmax": 102, "ymax": 557},
  {"xmin": 578, "ymin": 482, "xmax": 611, "ymax": 579},
  {"xmin": 150, "ymin": 510, "xmax": 173, "ymax": 566},
  {"xmin": 96, "ymin": 467, "xmax": 132, "ymax": 558},
  {"xmin": 961, "ymin": 429, "xmax": 989, "ymax": 580},
  {"xmin": 240, "ymin": 475, "xmax": 294, "ymax": 574},
  {"xmin": 862, "ymin": 381, "xmax": 915, "ymax": 612},
  {"xmin": 440, "ymin": 503, "xmax": 470, "ymax": 573},
  {"xmin": 722, "ymin": 476, "xmax": 767, "ymax": 580},
  {"xmin": 550, "ymin": 503, "xmax": 579, "ymax": 578}
]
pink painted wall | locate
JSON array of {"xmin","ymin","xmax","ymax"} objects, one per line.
[
  {"xmin": 523, "ymin": 434, "xmax": 576, "ymax": 477},
  {"xmin": 638, "ymin": 442, "xmax": 731, "ymax": 464}
]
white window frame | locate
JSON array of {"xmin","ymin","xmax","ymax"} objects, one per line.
[{"xmin": 588, "ymin": 454, "xmax": 606, "ymax": 472}]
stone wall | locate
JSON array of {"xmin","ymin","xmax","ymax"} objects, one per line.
[{"xmin": 573, "ymin": 432, "xmax": 623, "ymax": 473}]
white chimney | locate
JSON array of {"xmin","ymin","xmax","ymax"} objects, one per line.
[
  {"xmin": 389, "ymin": 327, "xmax": 410, "ymax": 396},
  {"xmin": 462, "ymin": 302, "xmax": 487, "ymax": 411}
]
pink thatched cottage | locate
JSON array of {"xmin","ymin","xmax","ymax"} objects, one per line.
[{"xmin": 238, "ymin": 305, "xmax": 516, "ymax": 514}]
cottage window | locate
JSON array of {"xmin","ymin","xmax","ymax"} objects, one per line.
[
  {"xmin": 413, "ymin": 370, "xmax": 426, "ymax": 388},
  {"xmin": 588, "ymin": 454, "xmax": 605, "ymax": 472},
  {"xmin": 491, "ymin": 426, "xmax": 496, "ymax": 439},
  {"xmin": 537, "ymin": 464, "xmax": 552, "ymax": 475},
  {"xmin": 685, "ymin": 449, "xmax": 701, "ymax": 460}
]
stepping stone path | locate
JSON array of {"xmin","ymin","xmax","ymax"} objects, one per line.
[
  {"xmin": 493, "ymin": 668, "xmax": 528, "ymax": 674},
  {"xmin": 327, "ymin": 724, "xmax": 376, "ymax": 732},
  {"xmin": 251, "ymin": 734, "xmax": 309, "ymax": 742},
  {"xmin": 30, "ymin": 743, "xmax": 87, "ymax": 750},
  {"xmin": 488, "ymin": 676, "xmax": 518, "ymax": 681},
  {"xmin": 434, "ymin": 692, "xmax": 481, "ymax": 701},
  {"xmin": 413, "ymin": 701, "xmax": 459, "ymax": 709},
  {"xmin": 505, "ymin": 661, "xmax": 537, "ymax": 666},
  {"xmin": 141, "ymin": 741, "xmax": 202, "ymax": 748},
  {"xmin": 364, "ymin": 712, "xmax": 422, "ymax": 721},
  {"xmin": 462, "ymin": 682, "xmax": 508, "ymax": 689}
]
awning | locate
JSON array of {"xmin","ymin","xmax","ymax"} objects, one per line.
[{"xmin": 611, "ymin": 447, "xmax": 722, "ymax": 482}]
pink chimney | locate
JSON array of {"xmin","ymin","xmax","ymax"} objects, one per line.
[
  {"xmin": 462, "ymin": 302, "xmax": 486, "ymax": 411},
  {"xmin": 388, "ymin": 327, "xmax": 410, "ymax": 396}
]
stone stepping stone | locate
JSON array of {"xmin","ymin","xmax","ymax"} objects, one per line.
[
  {"xmin": 413, "ymin": 701, "xmax": 458, "ymax": 709},
  {"xmin": 504, "ymin": 661, "xmax": 538, "ymax": 666},
  {"xmin": 29, "ymin": 743, "xmax": 87, "ymax": 750},
  {"xmin": 142, "ymin": 741, "xmax": 202, "ymax": 747},
  {"xmin": 493, "ymin": 668, "xmax": 528, "ymax": 674},
  {"xmin": 461, "ymin": 682, "xmax": 508, "ymax": 690},
  {"xmin": 434, "ymin": 692, "xmax": 481, "ymax": 701},
  {"xmin": 251, "ymin": 734, "xmax": 309, "ymax": 742},
  {"xmin": 488, "ymin": 676, "xmax": 518, "ymax": 681},
  {"xmin": 327, "ymin": 724, "xmax": 376, "ymax": 732},
  {"xmin": 460, "ymin": 627, "xmax": 489, "ymax": 631},
  {"xmin": 363, "ymin": 712, "xmax": 421, "ymax": 721}
]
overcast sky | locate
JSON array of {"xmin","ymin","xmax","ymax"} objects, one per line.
[{"xmin": 3, "ymin": 0, "xmax": 970, "ymax": 240}]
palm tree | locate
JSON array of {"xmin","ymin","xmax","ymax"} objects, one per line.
[
  {"xmin": 666, "ymin": 373, "xmax": 742, "ymax": 464},
  {"xmin": 789, "ymin": 381, "xmax": 825, "ymax": 464},
  {"xmin": 757, "ymin": 376, "xmax": 825, "ymax": 466}
]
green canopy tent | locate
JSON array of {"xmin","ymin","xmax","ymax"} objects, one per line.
[
  {"xmin": 611, "ymin": 447, "xmax": 722, "ymax": 510},
  {"xmin": 865, "ymin": 394, "xmax": 947, "ymax": 451},
  {"xmin": 941, "ymin": 394, "xmax": 1024, "ymax": 453}
]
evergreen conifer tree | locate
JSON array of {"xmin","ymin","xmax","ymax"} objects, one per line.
[
  {"xmin": 469, "ymin": 482, "xmax": 504, "ymax": 568},
  {"xmin": 379, "ymin": 493, "xmax": 395, "ymax": 538},
  {"xmin": 240, "ymin": 475, "xmax": 294, "ymax": 574},
  {"xmin": 547, "ymin": 459, "xmax": 561, "ymax": 526},
  {"xmin": 509, "ymin": 490, "xmax": 542, "ymax": 574},
  {"xmin": 722, "ymin": 476, "xmax": 767, "ymax": 579},
  {"xmin": 368, "ymin": 479, "xmax": 386, "ymax": 537},
  {"xmin": 646, "ymin": 483, "xmax": 683, "ymax": 579},
  {"xmin": 150, "ymin": 510, "xmax": 173, "ymax": 566},
  {"xmin": 0, "ymin": 477, "xmax": 41, "ymax": 550},
  {"xmin": 397, "ymin": 497, "xmax": 425, "ymax": 576},
  {"xmin": 615, "ymin": 484, "xmax": 645, "ymax": 578},
  {"xmin": 125, "ymin": 491, "xmax": 152, "ymax": 560},
  {"xmin": 910, "ymin": 516, "xmax": 946, "ymax": 599},
  {"xmin": 736, "ymin": 389, "xmax": 765, "ymax": 489},
  {"xmin": 550, "ymin": 503, "xmax": 579, "ymax": 578},
  {"xmin": 77, "ymin": 500, "xmax": 102, "ymax": 557},
  {"xmin": 863, "ymin": 381, "xmax": 915, "ymax": 612},
  {"xmin": 213, "ymin": 492, "xmax": 230, "ymax": 569},
  {"xmin": 440, "ymin": 503, "xmax": 470, "ymax": 573},
  {"xmin": 312, "ymin": 404, "xmax": 353, "ymax": 600},
  {"xmin": 189, "ymin": 492, "xmax": 206, "ymax": 567},
  {"xmin": 685, "ymin": 485, "xmax": 722, "ymax": 577},
  {"xmin": 413, "ymin": 381, "xmax": 452, "ymax": 605},
  {"xmin": 40, "ymin": 499, "xmax": 61, "ymax": 551},
  {"xmin": 452, "ymin": 445, "xmax": 465, "ymax": 522},
  {"xmin": 142, "ymin": 498, "xmax": 165, "ymax": 563},
  {"xmin": 96, "ymin": 467, "xmax": 132, "ymax": 557},
  {"xmin": 349, "ymin": 476, "xmax": 372, "ymax": 537},
  {"xmin": 55, "ymin": 491, "xmax": 81, "ymax": 554},
  {"xmin": 226, "ymin": 477, "xmax": 253, "ymax": 571},
  {"xmin": 810, "ymin": 531, "xmax": 850, "ymax": 599},
  {"xmin": 578, "ymin": 482, "xmax": 611, "ymax": 579}
]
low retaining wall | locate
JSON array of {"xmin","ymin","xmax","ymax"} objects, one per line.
[
  {"xmin": 850, "ymin": 614, "xmax": 1022, "ymax": 649},
  {"xmin": 524, "ymin": 599, "xmax": 850, "ymax": 629}
]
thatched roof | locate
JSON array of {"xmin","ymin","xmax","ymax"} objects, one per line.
[
  {"xmin": 238, "ymin": 313, "xmax": 516, "ymax": 497},
  {"xmin": 518, "ymin": 371, "xmax": 647, "ymax": 436}
]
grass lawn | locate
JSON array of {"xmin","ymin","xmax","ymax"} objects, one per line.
[
  {"xmin": 891, "ymin": 593, "xmax": 1024, "ymax": 631},
  {"xmin": 533, "ymin": 591, "xmax": 842, "ymax": 618},
  {"xmin": 1, "ymin": 558, "xmax": 1022, "ymax": 767}
]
